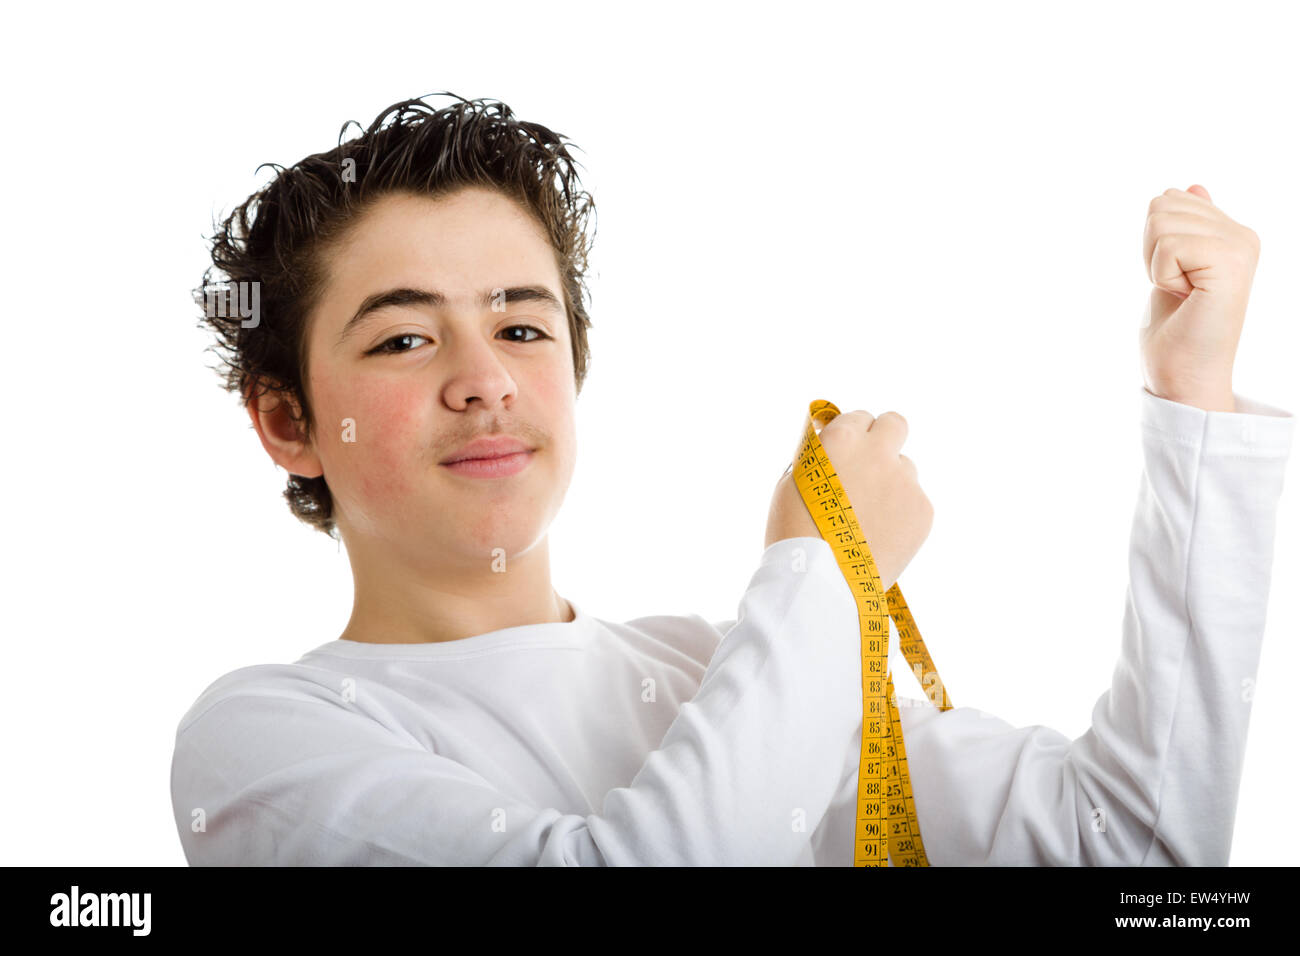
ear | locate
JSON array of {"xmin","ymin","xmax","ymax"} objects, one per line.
[{"xmin": 245, "ymin": 379, "xmax": 324, "ymax": 479}]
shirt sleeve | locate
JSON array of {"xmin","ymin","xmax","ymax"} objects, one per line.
[
  {"xmin": 810, "ymin": 385, "xmax": 1294, "ymax": 865},
  {"xmin": 170, "ymin": 535, "xmax": 864, "ymax": 866}
]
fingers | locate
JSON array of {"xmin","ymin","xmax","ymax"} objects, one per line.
[
  {"xmin": 1143, "ymin": 210, "xmax": 1224, "ymax": 278},
  {"xmin": 1144, "ymin": 188, "xmax": 1254, "ymax": 271},
  {"xmin": 816, "ymin": 407, "xmax": 917, "ymax": 493},
  {"xmin": 867, "ymin": 410, "xmax": 908, "ymax": 456},
  {"xmin": 1151, "ymin": 232, "xmax": 1252, "ymax": 296},
  {"xmin": 828, "ymin": 409, "xmax": 876, "ymax": 431},
  {"xmin": 1149, "ymin": 187, "xmax": 1221, "ymax": 218},
  {"xmin": 822, "ymin": 408, "xmax": 907, "ymax": 455}
]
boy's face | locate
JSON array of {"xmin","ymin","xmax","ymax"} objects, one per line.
[{"xmin": 297, "ymin": 186, "xmax": 578, "ymax": 565}]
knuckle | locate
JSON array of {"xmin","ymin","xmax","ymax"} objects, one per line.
[
  {"xmin": 884, "ymin": 411, "xmax": 909, "ymax": 438},
  {"xmin": 824, "ymin": 411, "xmax": 871, "ymax": 439},
  {"xmin": 827, "ymin": 410, "xmax": 871, "ymax": 431},
  {"xmin": 1146, "ymin": 210, "xmax": 1171, "ymax": 234}
]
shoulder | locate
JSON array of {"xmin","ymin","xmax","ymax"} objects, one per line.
[
  {"xmin": 173, "ymin": 660, "xmax": 351, "ymax": 737},
  {"xmin": 597, "ymin": 612, "xmax": 729, "ymax": 670}
]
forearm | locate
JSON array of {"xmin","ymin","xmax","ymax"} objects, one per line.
[
  {"xmin": 1109, "ymin": 386, "xmax": 1291, "ymax": 862},
  {"xmin": 813, "ymin": 385, "xmax": 1293, "ymax": 866}
]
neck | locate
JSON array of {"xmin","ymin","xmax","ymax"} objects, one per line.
[{"xmin": 336, "ymin": 532, "xmax": 572, "ymax": 645}]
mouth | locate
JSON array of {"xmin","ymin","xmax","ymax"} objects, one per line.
[{"xmin": 440, "ymin": 450, "xmax": 534, "ymax": 479}]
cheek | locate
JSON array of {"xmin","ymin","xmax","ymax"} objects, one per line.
[
  {"xmin": 532, "ymin": 366, "xmax": 578, "ymax": 450},
  {"xmin": 314, "ymin": 374, "xmax": 429, "ymax": 503}
]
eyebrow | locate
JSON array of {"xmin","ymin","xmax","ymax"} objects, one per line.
[{"xmin": 337, "ymin": 285, "xmax": 564, "ymax": 346}]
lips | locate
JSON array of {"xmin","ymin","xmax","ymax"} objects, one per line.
[
  {"xmin": 442, "ymin": 451, "xmax": 533, "ymax": 479},
  {"xmin": 440, "ymin": 436, "xmax": 533, "ymax": 464}
]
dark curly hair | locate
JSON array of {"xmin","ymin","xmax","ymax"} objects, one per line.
[{"xmin": 195, "ymin": 92, "xmax": 597, "ymax": 539}]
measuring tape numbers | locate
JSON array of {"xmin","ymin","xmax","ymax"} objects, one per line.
[{"xmin": 788, "ymin": 399, "xmax": 955, "ymax": 867}]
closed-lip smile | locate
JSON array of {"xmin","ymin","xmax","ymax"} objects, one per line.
[{"xmin": 440, "ymin": 436, "xmax": 533, "ymax": 465}]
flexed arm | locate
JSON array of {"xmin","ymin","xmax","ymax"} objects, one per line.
[{"xmin": 812, "ymin": 185, "xmax": 1294, "ymax": 866}]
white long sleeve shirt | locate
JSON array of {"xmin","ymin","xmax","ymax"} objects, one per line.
[{"xmin": 170, "ymin": 385, "xmax": 1294, "ymax": 865}]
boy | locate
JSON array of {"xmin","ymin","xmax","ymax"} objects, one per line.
[{"xmin": 173, "ymin": 92, "xmax": 1293, "ymax": 865}]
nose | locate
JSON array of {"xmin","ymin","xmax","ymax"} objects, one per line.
[{"xmin": 441, "ymin": 336, "xmax": 519, "ymax": 411}]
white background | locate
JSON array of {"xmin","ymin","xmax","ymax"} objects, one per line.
[{"xmin": 2, "ymin": 0, "xmax": 1295, "ymax": 866}]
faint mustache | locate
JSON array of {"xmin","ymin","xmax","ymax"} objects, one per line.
[{"xmin": 438, "ymin": 420, "xmax": 546, "ymax": 461}]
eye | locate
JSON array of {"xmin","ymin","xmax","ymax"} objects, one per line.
[
  {"xmin": 368, "ymin": 333, "xmax": 431, "ymax": 355},
  {"xmin": 368, "ymin": 325, "xmax": 552, "ymax": 356},
  {"xmin": 500, "ymin": 324, "xmax": 552, "ymax": 343}
]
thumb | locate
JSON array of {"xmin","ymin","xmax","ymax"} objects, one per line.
[{"xmin": 1187, "ymin": 183, "xmax": 1212, "ymax": 203}]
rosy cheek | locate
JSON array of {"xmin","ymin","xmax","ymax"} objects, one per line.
[
  {"xmin": 318, "ymin": 374, "xmax": 428, "ymax": 503},
  {"xmin": 523, "ymin": 354, "xmax": 565, "ymax": 399},
  {"xmin": 533, "ymin": 369, "xmax": 576, "ymax": 433}
]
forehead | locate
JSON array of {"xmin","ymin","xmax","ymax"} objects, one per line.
[{"xmin": 318, "ymin": 187, "xmax": 560, "ymax": 300}]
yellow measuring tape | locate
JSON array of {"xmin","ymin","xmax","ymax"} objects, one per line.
[{"xmin": 788, "ymin": 400, "xmax": 955, "ymax": 866}]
